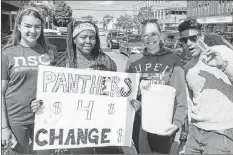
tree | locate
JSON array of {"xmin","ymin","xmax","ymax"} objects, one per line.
[
  {"xmin": 22, "ymin": 1, "xmax": 54, "ymax": 26},
  {"xmin": 81, "ymin": 15, "xmax": 94, "ymax": 22},
  {"xmin": 137, "ymin": 6, "xmax": 154, "ymax": 22},
  {"xmin": 116, "ymin": 13, "xmax": 133, "ymax": 32},
  {"xmin": 53, "ymin": 1, "xmax": 72, "ymax": 27},
  {"xmin": 131, "ymin": 6, "xmax": 154, "ymax": 34},
  {"xmin": 132, "ymin": 14, "xmax": 141, "ymax": 34},
  {"xmin": 19, "ymin": 0, "xmax": 30, "ymax": 6}
]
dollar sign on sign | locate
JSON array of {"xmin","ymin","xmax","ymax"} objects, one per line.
[
  {"xmin": 117, "ymin": 129, "xmax": 123, "ymax": 143},
  {"xmin": 108, "ymin": 103, "xmax": 115, "ymax": 115},
  {"xmin": 53, "ymin": 102, "xmax": 62, "ymax": 114}
]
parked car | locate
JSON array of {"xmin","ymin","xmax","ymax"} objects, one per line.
[
  {"xmin": 45, "ymin": 34, "xmax": 67, "ymax": 57},
  {"xmin": 106, "ymin": 30, "xmax": 125, "ymax": 49},
  {"xmin": 1, "ymin": 35, "xmax": 11, "ymax": 49},
  {"xmin": 1, "ymin": 33, "xmax": 67, "ymax": 58},
  {"xmin": 119, "ymin": 34, "xmax": 144, "ymax": 57},
  {"xmin": 161, "ymin": 31, "xmax": 179, "ymax": 48},
  {"xmin": 99, "ymin": 29, "xmax": 105, "ymax": 36},
  {"xmin": 222, "ymin": 32, "xmax": 233, "ymax": 45},
  {"xmin": 173, "ymin": 33, "xmax": 233, "ymax": 65},
  {"xmin": 1, "ymin": 30, "xmax": 13, "ymax": 49},
  {"xmin": 44, "ymin": 29, "xmax": 62, "ymax": 35}
]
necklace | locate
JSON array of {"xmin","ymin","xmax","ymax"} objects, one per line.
[{"xmin": 76, "ymin": 56, "xmax": 94, "ymax": 65}]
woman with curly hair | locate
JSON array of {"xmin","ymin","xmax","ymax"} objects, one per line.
[
  {"xmin": 55, "ymin": 20, "xmax": 117, "ymax": 71},
  {"xmin": 53, "ymin": 20, "xmax": 125, "ymax": 154}
]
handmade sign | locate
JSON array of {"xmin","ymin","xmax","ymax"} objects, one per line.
[
  {"xmin": 141, "ymin": 85, "xmax": 176, "ymax": 135},
  {"xmin": 33, "ymin": 65, "xmax": 140, "ymax": 150}
]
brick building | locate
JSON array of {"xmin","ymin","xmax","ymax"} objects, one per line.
[
  {"xmin": 133, "ymin": 1, "xmax": 187, "ymax": 30},
  {"xmin": 187, "ymin": 1, "xmax": 233, "ymax": 32}
]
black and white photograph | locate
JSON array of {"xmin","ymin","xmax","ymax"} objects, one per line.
[{"xmin": 1, "ymin": 0, "xmax": 233, "ymax": 154}]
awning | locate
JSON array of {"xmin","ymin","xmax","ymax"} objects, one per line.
[
  {"xmin": 197, "ymin": 15, "xmax": 233, "ymax": 24},
  {"xmin": 1, "ymin": 1, "xmax": 22, "ymax": 11}
]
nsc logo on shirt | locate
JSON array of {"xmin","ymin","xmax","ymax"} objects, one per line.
[
  {"xmin": 13, "ymin": 55, "xmax": 50, "ymax": 67},
  {"xmin": 13, "ymin": 55, "xmax": 50, "ymax": 72}
]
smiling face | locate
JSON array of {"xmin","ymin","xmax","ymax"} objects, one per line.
[
  {"xmin": 141, "ymin": 23, "xmax": 161, "ymax": 52},
  {"xmin": 18, "ymin": 14, "xmax": 42, "ymax": 47},
  {"xmin": 179, "ymin": 29, "xmax": 204, "ymax": 58},
  {"xmin": 74, "ymin": 30, "xmax": 96, "ymax": 56}
]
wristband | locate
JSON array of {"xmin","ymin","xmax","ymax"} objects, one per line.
[
  {"xmin": 179, "ymin": 134, "xmax": 187, "ymax": 142},
  {"xmin": 179, "ymin": 138, "xmax": 187, "ymax": 142},
  {"xmin": 219, "ymin": 60, "xmax": 228, "ymax": 72},
  {"xmin": 1, "ymin": 126, "xmax": 9, "ymax": 130}
]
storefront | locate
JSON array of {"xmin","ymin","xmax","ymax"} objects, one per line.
[
  {"xmin": 1, "ymin": 1, "xmax": 22, "ymax": 34},
  {"xmin": 197, "ymin": 15, "xmax": 233, "ymax": 32}
]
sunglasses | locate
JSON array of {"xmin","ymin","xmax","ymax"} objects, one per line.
[
  {"xmin": 141, "ymin": 19, "xmax": 158, "ymax": 25},
  {"xmin": 179, "ymin": 34, "xmax": 200, "ymax": 44}
]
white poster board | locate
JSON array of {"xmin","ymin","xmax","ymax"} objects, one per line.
[{"xmin": 33, "ymin": 65, "xmax": 140, "ymax": 150}]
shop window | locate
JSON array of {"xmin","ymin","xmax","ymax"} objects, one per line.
[
  {"xmin": 227, "ymin": 1, "xmax": 230, "ymax": 12},
  {"xmin": 218, "ymin": 2, "xmax": 221, "ymax": 14}
]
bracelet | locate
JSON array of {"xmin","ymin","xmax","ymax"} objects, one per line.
[
  {"xmin": 1, "ymin": 126, "xmax": 9, "ymax": 130},
  {"xmin": 179, "ymin": 138, "xmax": 187, "ymax": 142},
  {"xmin": 219, "ymin": 60, "xmax": 228, "ymax": 72}
]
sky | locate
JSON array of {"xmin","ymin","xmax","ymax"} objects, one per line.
[{"xmin": 65, "ymin": 1, "xmax": 136, "ymax": 21}]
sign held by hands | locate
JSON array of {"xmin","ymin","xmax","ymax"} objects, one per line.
[{"xmin": 33, "ymin": 65, "xmax": 140, "ymax": 150}]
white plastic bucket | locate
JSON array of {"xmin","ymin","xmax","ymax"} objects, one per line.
[{"xmin": 141, "ymin": 85, "xmax": 176, "ymax": 135}]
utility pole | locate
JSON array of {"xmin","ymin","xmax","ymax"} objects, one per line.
[{"xmin": 147, "ymin": 1, "xmax": 149, "ymax": 20}]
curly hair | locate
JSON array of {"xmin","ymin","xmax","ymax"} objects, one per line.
[
  {"xmin": 178, "ymin": 18, "xmax": 202, "ymax": 32},
  {"xmin": 65, "ymin": 20, "xmax": 102, "ymax": 68}
]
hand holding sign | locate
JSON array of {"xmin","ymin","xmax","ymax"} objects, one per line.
[
  {"xmin": 130, "ymin": 99, "xmax": 141, "ymax": 111},
  {"xmin": 31, "ymin": 99, "xmax": 43, "ymax": 113},
  {"xmin": 34, "ymin": 66, "xmax": 140, "ymax": 150}
]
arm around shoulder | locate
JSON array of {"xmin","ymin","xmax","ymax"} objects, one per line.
[{"xmin": 169, "ymin": 59, "xmax": 188, "ymax": 130}]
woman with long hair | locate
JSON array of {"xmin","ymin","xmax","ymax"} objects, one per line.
[
  {"xmin": 54, "ymin": 20, "xmax": 125, "ymax": 154},
  {"xmin": 55, "ymin": 20, "xmax": 117, "ymax": 71},
  {"xmin": 1, "ymin": 5, "xmax": 57, "ymax": 154},
  {"xmin": 126, "ymin": 19, "xmax": 188, "ymax": 154}
]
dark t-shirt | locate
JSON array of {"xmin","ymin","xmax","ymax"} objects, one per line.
[
  {"xmin": 55, "ymin": 51, "xmax": 117, "ymax": 72},
  {"xmin": 124, "ymin": 47, "xmax": 187, "ymax": 129},
  {"xmin": 1, "ymin": 44, "xmax": 52, "ymax": 126}
]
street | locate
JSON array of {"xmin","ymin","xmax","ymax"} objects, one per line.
[
  {"xmin": 100, "ymin": 35, "xmax": 128, "ymax": 72},
  {"xmin": 99, "ymin": 35, "xmax": 181, "ymax": 154}
]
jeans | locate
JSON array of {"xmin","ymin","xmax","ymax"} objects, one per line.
[
  {"xmin": 6, "ymin": 124, "xmax": 48, "ymax": 154},
  {"xmin": 72, "ymin": 146, "xmax": 123, "ymax": 154},
  {"xmin": 147, "ymin": 132, "xmax": 176, "ymax": 154},
  {"xmin": 132, "ymin": 112, "xmax": 141, "ymax": 153},
  {"xmin": 185, "ymin": 123, "xmax": 233, "ymax": 154},
  {"xmin": 7, "ymin": 124, "xmax": 34, "ymax": 154}
]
